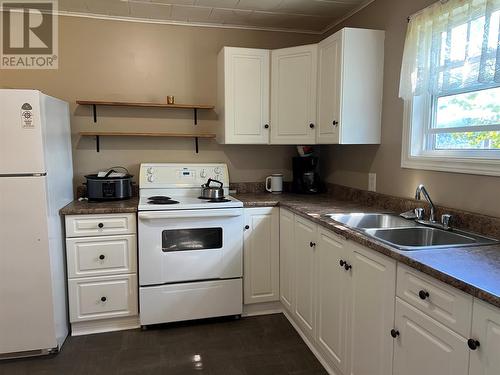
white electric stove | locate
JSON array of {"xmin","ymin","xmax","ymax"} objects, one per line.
[{"xmin": 137, "ymin": 163, "xmax": 243, "ymax": 327}]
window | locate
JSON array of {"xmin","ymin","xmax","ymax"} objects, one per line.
[{"xmin": 399, "ymin": 0, "xmax": 500, "ymax": 175}]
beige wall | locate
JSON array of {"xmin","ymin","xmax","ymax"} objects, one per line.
[
  {"xmin": 320, "ymin": 0, "xmax": 500, "ymax": 217},
  {"xmin": 0, "ymin": 15, "xmax": 317, "ymax": 187}
]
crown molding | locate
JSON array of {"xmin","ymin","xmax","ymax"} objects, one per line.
[{"xmin": 321, "ymin": 0, "xmax": 377, "ymax": 35}]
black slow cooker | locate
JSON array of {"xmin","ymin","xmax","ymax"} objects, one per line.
[{"xmin": 85, "ymin": 167, "xmax": 133, "ymax": 201}]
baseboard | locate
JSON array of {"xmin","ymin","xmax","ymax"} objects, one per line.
[
  {"xmin": 282, "ymin": 310, "xmax": 339, "ymax": 375},
  {"xmin": 243, "ymin": 301, "xmax": 283, "ymax": 316},
  {"xmin": 71, "ymin": 316, "xmax": 140, "ymax": 336}
]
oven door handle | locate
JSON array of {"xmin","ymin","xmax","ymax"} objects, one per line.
[{"xmin": 138, "ymin": 209, "xmax": 243, "ymax": 220}]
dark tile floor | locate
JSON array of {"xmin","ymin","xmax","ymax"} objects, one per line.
[{"xmin": 0, "ymin": 314, "xmax": 327, "ymax": 375}]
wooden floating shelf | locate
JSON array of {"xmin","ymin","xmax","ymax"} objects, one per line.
[
  {"xmin": 76, "ymin": 100, "xmax": 214, "ymax": 110},
  {"xmin": 79, "ymin": 132, "xmax": 216, "ymax": 153},
  {"xmin": 76, "ymin": 99, "xmax": 215, "ymax": 125},
  {"xmin": 79, "ymin": 131, "xmax": 216, "ymax": 138}
]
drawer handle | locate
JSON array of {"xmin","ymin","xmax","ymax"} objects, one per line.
[
  {"xmin": 418, "ymin": 290, "xmax": 430, "ymax": 300},
  {"xmin": 467, "ymin": 339, "xmax": 480, "ymax": 350},
  {"xmin": 390, "ymin": 329, "xmax": 400, "ymax": 338},
  {"xmin": 100, "ymin": 296, "xmax": 107, "ymax": 302},
  {"xmin": 99, "ymin": 254, "xmax": 105, "ymax": 260},
  {"xmin": 98, "ymin": 223, "xmax": 104, "ymax": 229}
]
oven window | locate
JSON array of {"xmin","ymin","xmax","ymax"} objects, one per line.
[{"xmin": 162, "ymin": 228, "xmax": 223, "ymax": 252}]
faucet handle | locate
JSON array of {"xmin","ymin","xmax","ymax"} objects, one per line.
[
  {"xmin": 441, "ymin": 214, "xmax": 453, "ymax": 230},
  {"xmin": 414, "ymin": 207, "xmax": 425, "ymax": 220}
]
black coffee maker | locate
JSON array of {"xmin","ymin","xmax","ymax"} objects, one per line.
[{"xmin": 292, "ymin": 156, "xmax": 323, "ymax": 194}]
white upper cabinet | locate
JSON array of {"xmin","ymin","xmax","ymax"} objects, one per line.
[
  {"xmin": 216, "ymin": 47, "xmax": 270, "ymax": 144},
  {"xmin": 316, "ymin": 28, "xmax": 385, "ymax": 144},
  {"xmin": 270, "ymin": 44, "xmax": 317, "ymax": 145}
]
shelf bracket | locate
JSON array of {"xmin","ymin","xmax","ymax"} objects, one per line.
[
  {"xmin": 95, "ymin": 135, "xmax": 100, "ymax": 152},
  {"xmin": 194, "ymin": 108, "xmax": 198, "ymax": 125},
  {"xmin": 195, "ymin": 137, "xmax": 199, "ymax": 153},
  {"xmin": 92, "ymin": 104, "xmax": 97, "ymax": 123}
]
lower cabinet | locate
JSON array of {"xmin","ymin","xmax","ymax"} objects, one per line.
[
  {"xmin": 280, "ymin": 208, "xmax": 296, "ymax": 312},
  {"xmin": 316, "ymin": 227, "xmax": 350, "ymax": 374},
  {"xmin": 280, "ymin": 209, "xmax": 396, "ymax": 375},
  {"xmin": 393, "ymin": 298, "xmax": 469, "ymax": 375},
  {"xmin": 64, "ymin": 213, "xmax": 139, "ymax": 335},
  {"xmin": 294, "ymin": 214, "xmax": 317, "ymax": 338},
  {"xmin": 469, "ymin": 299, "xmax": 500, "ymax": 375},
  {"xmin": 349, "ymin": 242, "xmax": 396, "ymax": 375},
  {"xmin": 243, "ymin": 207, "xmax": 279, "ymax": 304}
]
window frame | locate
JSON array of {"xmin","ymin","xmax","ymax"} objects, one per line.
[{"xmin": 401, "ymin": 91, "xmax": 500, "ymax": 176}]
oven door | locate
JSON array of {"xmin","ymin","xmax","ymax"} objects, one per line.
[{"xmin": 138, "ymin": 208, "xmax": 243, "ymax": 286}]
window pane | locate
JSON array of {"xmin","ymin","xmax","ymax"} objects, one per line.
[
  {"xmin": 435, "ymin": 131, "xmax": 500, "ymax": 149},
  {"xmin": 435, "ymin": 86, "xmax": 500, "ymax": 129}
]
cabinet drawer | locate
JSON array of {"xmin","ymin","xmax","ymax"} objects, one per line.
[
  {"xmin": 65, "ymin": 214, "xmax": 136, "ymax": 238},
  {"xmin": 66, "ymin": 235, "xmax": 137, "ymax": 278},
  {"xmin": 68, "ymin": 274, "xmax": 138, "ymax": 322},
  {"xmin": 397, "ymin": 264, "xmax": 473, "ymax": 337}
]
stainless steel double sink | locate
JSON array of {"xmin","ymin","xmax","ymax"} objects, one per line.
[{"xmin": 324, "ymin": 213, "xmax": 498, "ymax": 251}]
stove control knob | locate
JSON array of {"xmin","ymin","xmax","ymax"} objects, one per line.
[
  {"xmin": 147, "ymin": 175, "xmax": 156, "ymax": 182},
  {"xmin": 213, "ymin": 166, "xmax": 221, "ymax": 175},
  {"xmin": 147, "ymin": 167, "xmax": 154, "ymax": 174},
  {"xmin": 200, "ymin": 169, "xmax": 207, "ymax": 179}
]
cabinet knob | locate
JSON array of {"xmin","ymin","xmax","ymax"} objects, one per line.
[
  {"xmin": 467, "ymin": 339, "xmax": 480, "ymax": 350},
  {"xmin": 244, "ymin": 225, "xmax": 250, "ymax": 230},
  {"xmin": 98, "ymin": 223, "xmax": 104, "ymax": 228},
  {"xmin": 99, "ymin": 254, "xmax": 105, "ymax": 260},
  {"xmin": 309, "ymin": 123, "xmax": 315, "ymax": 129},
  {"xmin": 309, "ymin": 241, "xmax": 316, "ymax": 248},
  {"xmin": 332, "ymin": 120, "xmax": 339, "ymax": 126},
  {"xmin": 339, "ymin": 259, "xmax": 345, "ymax": 267},
  {"xmin": 390, "ymin": 329, "xmax": 400, "ymax": 338},
  {"xmin": 100, "ymin": 296, "xmax": 107, "ymax": 302},
  {"xmin": 343, "ymin": 262, "xmax": 352, "ymax": 271},
  {"xmin": 264, "ymin": 124, "xmax": 269, "ymax": 129},
  {"xmin": 418, "ymin": 290, "xmax": 430, "ymax": 300}
]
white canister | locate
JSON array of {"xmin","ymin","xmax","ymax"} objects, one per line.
[{"xmin": 266, "ymin": 174, "xmax": 283, "ymax": 194}]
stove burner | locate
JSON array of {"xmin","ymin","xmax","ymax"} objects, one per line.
[
  {"xmin": 147, "ymin": 196, "xmax": 179, "ymax": 205},
  {"xmin": 206, "ymin": 198, "xmax": 231, "ymax": 203}
]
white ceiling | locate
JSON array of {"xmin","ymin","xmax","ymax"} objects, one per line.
[{"xmin": 58, "ymin": 0, "xmax": 372, "ymax": 34}]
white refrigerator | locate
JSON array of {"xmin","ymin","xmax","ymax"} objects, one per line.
[{"xmin": 0, "ymin": 89, "xmax": 73, "ymax": 359}]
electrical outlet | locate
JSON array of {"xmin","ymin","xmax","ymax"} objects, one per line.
[{"xmin": 368, "ymin": 173, "xmax": 376, "ymax": 192}]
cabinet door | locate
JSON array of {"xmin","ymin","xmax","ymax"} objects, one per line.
[
  {"xmin": 280, "ymin": 208, "xmax": 295, "ymax": 311},
  {"xmin": 243, "ymin": 207, "xmax": 279, "ymax": 304},
  {"xmin": 222, "ymin": 47, "xmax": 270, "ymax": 144},
  {"xmin": 393, "ymin": 298, "xmax": 469, "ymax": 375},
  {"xmin": 316, "ymin": 32, "xmax": 342, "ymax": 144},
  {"xmin": 271, "ymin": 44, "xmax": 317, "ymax": 145},
  {"xmin": 293, "ymin": 215, "xmax": 317, "ymax": 337},
  {"xmin": 316, "ymin": 228, "xmax": 350, "ymax": 374},
  {"xmin": 349, "ymin": 243, "xmax": 396, "ymax": 375},
  {"xmin": 469, "ymin": 299, "xmax": 500, "ymax": 375}
]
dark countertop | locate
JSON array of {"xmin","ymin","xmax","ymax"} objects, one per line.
[
  {"xmin": 234, "ymin": 192, "xmax": 500, "ymax": 309},
  {"xmin": 60, "ymin": 197, "xmax": 139, "ymax": 215},
  {"xmin": 59, "ymin": 192, "xmax": 500, "ymax": 309}
]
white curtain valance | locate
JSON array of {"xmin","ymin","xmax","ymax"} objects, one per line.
[{"xmin": 399, "ymin": 0, "xmax": 500, "ymax": 100}]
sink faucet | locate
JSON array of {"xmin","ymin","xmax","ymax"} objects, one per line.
[{"xmin": 415, "ymin": 184, "xmax": 436, "ymax": 222}]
